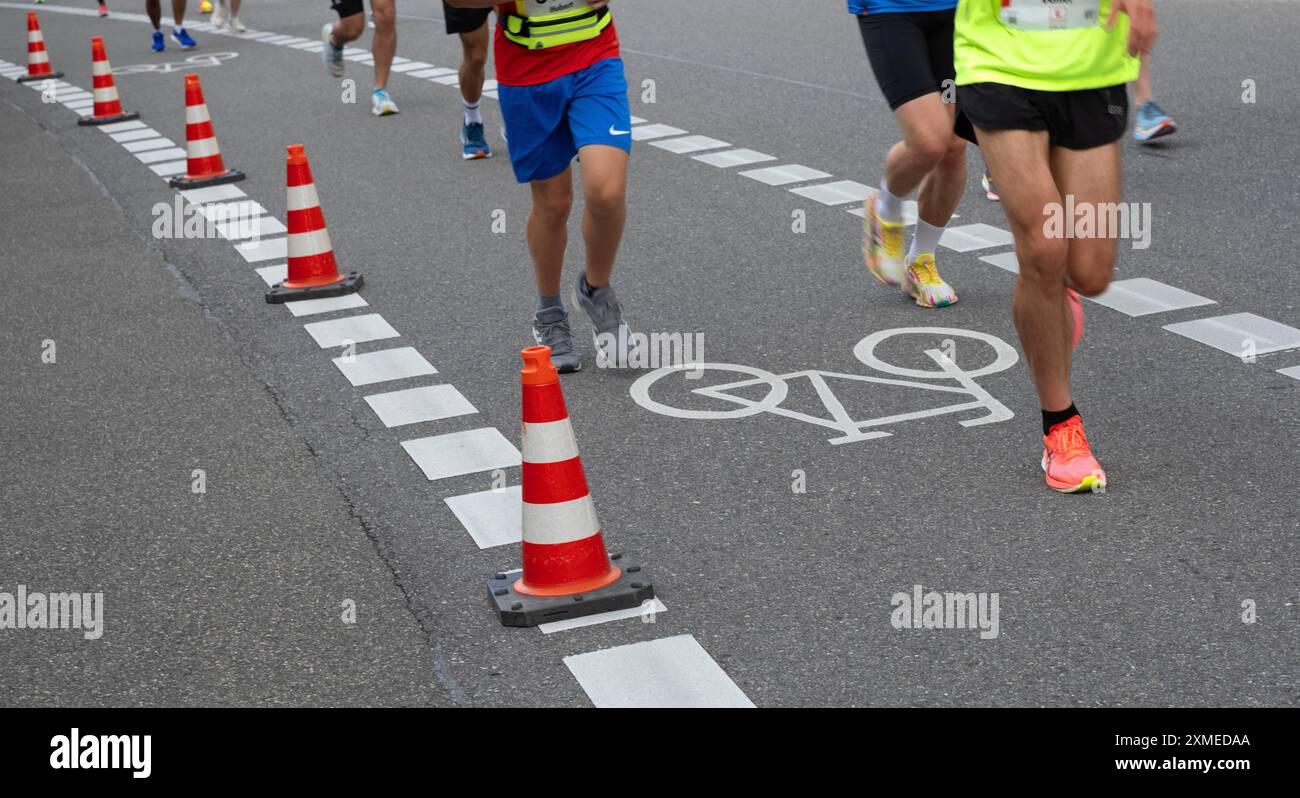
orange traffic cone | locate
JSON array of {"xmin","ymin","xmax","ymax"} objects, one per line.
[
  {"xmin": 17, "ymin": 11, "xmax": 62, "ymax": 83},
  {"xmin": 77, "ymin": 36, "xmax": 138, "ymax": 126},
  {"xmin": 489, "ymin": 346, "xmax": 655, "ymax": 627},
  {"xmin": 168, "ymin": 73, "xmax": 243, "ymax": 188},
  {"xmin": 265, "ymin": 144, "xmax": 363, "ymax": 303}
]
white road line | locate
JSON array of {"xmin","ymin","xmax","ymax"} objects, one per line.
[
  {"xmin": 738, "ymin": 163, "xmax": 831, "ymax": 186},
  {"xmin": 443, "ymin": 486, "xmax": 522, "ymax": 549},
  {"xmin": 254, "ymin": 264, "xmax": 288, "ymax": 287},
  {"xmin": 282, "ymin": 293, "xmax": 368, "ymax": 317},
  {"xmin": 630, "ymin": 123, "xmax": 687, "ymax": 141},
  {"xmin": 148, "ymin": 160, "xmax": 189, "ymax": 177},
  {"xmin": 332, "ymin": 346, "xmax": 436, "ymax": 387},
  {"xmin": 400, "ymin": 428, "xmax": 522, "ymax": 481},
  {"xmin": 363, "ymin": 384, "xmax": 477, "ymax": 428},
  {"xmin": 563, "ymin": 635, "xmax": 755, "ymax": 708},
  {"xmin": 978, "ymin": 251, "xmax": 1020, "ymax": 274},
  {"xmin": 1086, "ymin": 277, "xmax": 1216, "ymax": 317},
  {"xmin": 180, "ymin": 184, "xmax": 246, "ymax": 203},
  {"xmin": 192, "ymin": 199, "xmax": 267, "ymax": 220},
  {"xmin": 1277, "ymin": 365, "xmax": 1300, "ymax": 382},
  {"xmin": 407, "ymin": 67, "xmax": 455, "ymax": 78},
  {"xmin": 122, "ymin": 137, "xmax": 177, "ymax": 153},
  {"xmin": 95, "ymin": 119, "xmax": 146, "ymax": 134},
  {"xmin": 390, "ymin": 61, "xmax": 435, "ymax": 73},
  {"xmin": 789, "ymin": 179, "xmax": 873, "ymax": 206},
  {"xmin": 1163, "ymin": 313, "xmax": 1300, "ymax": 356},
  {"xmin": 845, "ymin": 200, "xmax": 928, "ymax": 226},
  {"xmin": 539, "ymin": 598, "xmax": 667, "ymax": 634},
  {"xmin": 303, "ymin": 313, "xmax": 400, "ymax": 348},
  {"xmin": 430, "ymin": 74, "xmax": 461, "ymax": 86},
  {"xmin": 648, "ymin": 135, "xmax": 730, "ymax": 154},
  {"xmin": 939, "ymin": 223, "xmax": 1015, "ymax": 252},
  {"xmin": 233, "ymin": 237, "xmax": 287, "ymax": 263},
  {"xmin": 214, "ymin": 215, "xmax": 288, "ymax": 240}
]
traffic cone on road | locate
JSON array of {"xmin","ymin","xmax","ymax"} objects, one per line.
[
  {"xmin": 265, "ymin": 144, "xmax": 363, "ymax": 303},
  {"xmin": 488, "ymin": 346, "xmax": 655, "ymax": 627},
  {"xmin": 17, "ymin": 12, "xmax": 63, "ymax": 83},
  {"xmin": 167, "ymin": 73, "xmax": 244, "ymax": 188},
  {"xmin": 77, "ymin": 37, "xmax": 138, "ymax": 126}
]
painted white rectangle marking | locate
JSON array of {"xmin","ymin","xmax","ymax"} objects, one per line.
[
  {"xmin": 246, "ymin": 32, "xmax": 282, "ymax": 41},
  {"xmin": 283, "ymin": 293, "xmax": 369, "ymax": 317},
  {"xmin": 1277, "ymin": 365, "xmax": 1300, "ymax": 381},
  {"xmin": 255, "ymin": 263, "xmax": 288, "ymax": 287},
  {"xmin": 364, "ymin": 384, "xmax": 478, "ymax": 428},
  {"xmin": 259, "ymin": 35, "xmax": 296, "ymax": 45},
  {"xmin": 180, "ymin": 183, "xmax": 245, "ymax": 203},
  {"xmin": 648, "ymin": 135, "xmax": 730, "ymax": 154},
  {"xmin": 789, "ymin": 179, "xmax": 873, "ymax": 206},
  {"xmin": 96, "ymin": 119, "xmax": 146, "ymax": 133},
  {"xmin": 482, "ymin": 79, "xmax": 498, "ymax": 91},
  {"xmin": 939, "ymin": 223, "xmax": 1015, "ymax": 252},
  {"xmin": 540, "ymin": 598, "xmax": 667, "ymax": 634},
  {"xmin": 193, "ymin": 199, "xmax": 267, "ymax": 221},
  {"xmin": 1163, "ymin": 313, "xmax": 1300, "ymax": 356},
  {"xmin": 149, "ymin": 160, "xmax": 189, "ymax": 177},
  {"xmin": 215, "ymin": 215, "xmax": 288, "ymax": 240},
  {"xmin": 443, "ymin": 487, "xmax": 521, "ymax": 549},
  {"xmin": 122, "ymin": 137, "xmax": 177, "ymax": 153},
  {"xmin": 430, "ymin": 75, "xmax": 460, "ymax": 86},
  {"xmin": 290, "ymin": 41, "xmax": 323, "ymax": 50},
  {"xmin": 692, "ymin": 149, "xmax": 777, "ymax": 169},
  {"xmin": 628, "ymin": 115, "xmax": 646, "ymax": 124},
  {"xmin": 738, "ymin": 164, "xmax": 832, "ymax": 186},
  {"xmin": 64, "ymin": 99, "xmax": 96, "ymax": 110},
  {"xmin": 979, "ymin": 251, "xmax": 1020, "ymax": 274},
  {"xmin": 303, "ymin": 313, "xmax": 399, "ymax": 348},
  {"xmin": 408, "ymin": 67, "xmax": 455, "ymax": 78},
  {"xmin": 400, "ymin": 428, "xmax": 521, "ymax": 482},
  {"xmin": 233, "ymin": 237, "xmax": 288, "ymax": 263},
  {"xmin": 1087, "ymin": 277, "xmax": 1216, "ymax": 317},
  {"xmin": 483, "ymin": 90, "xmax": 498, "ymax": 100},
  {"xmin": 345, "ymin": 53, "xmax": 371, "ymax": 63},
  {"xmin": 276, "ymin": 37, "xmax": 312, "ymax": 47},
  {"xmin": 564, "ymin": 635, "xmax": 755, "ymax": 708},
  {"xmin": 847, "ymin": 198, "xmax": 938, "ymax": 226},
  {"xmin": 390, "ymin": 61, "xmax": 434, "ymax": 73},
  {"xmin": 630, "ymin": 124, "xmax": 687, "ymax": 141},
  {"xmin": 109, "ymin": 128, "xmax": 163, "ymax": 143},
  {"xmin": 332, "ymin": 347, "xmax": 436, "ymax": 387}
]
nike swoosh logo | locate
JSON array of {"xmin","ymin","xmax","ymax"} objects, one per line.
[{"xmin": 609, "ymin": 126, "xmax": 630, "ymax": 135}]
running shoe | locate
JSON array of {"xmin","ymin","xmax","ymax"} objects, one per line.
[
  {"xmin": 532, "ymin": 307, "xmax": 581, "ymax": 374},
  {"xmin": 1132, "ymin": 100, "xmax": 1177, "ymax": 143},
  {"xmin": 321, "ymin": 23, "xmax": 344, "ymax": 78},
  {"xmin": 981, "ymin": 172, "xmax": 999, "ymax": 202},
  {"xmin": 199, "ymin": 0, "xmax": 212, "ymax": 12},
  {"xmin": 903, "ymin": 252, "xmax": 958, "ymax": 308},
  {"xmin": 1067, "ymin": 288, "xmax": 1084, "ymax": 351},
  {"xmin": 151, "ymin": 30, "xmax": 165, "ymax": 53},
  {"xmin": 97, "ymin": 2, "xmax": 108, "ymax": 17},
  {"xmin": 461, "ymin": 121, "xmax": 491, "ymax": 160},
  {"xmin": 1041, "ymin": 415, "xmax": 1107, "ymax": 493},
  {"xmin": 229, "ymin": 16, "xmax": 245, "ymax": 33},
  {"xmin": 211, "ymin": 1, "xmax": 227, "ymax": 28},
  {"xmin": 372, "ymin": 88, "xmax": 398, "ymax": 116},
  {"xmin": 572, "ymin": 275, "xmax": 639, "ymax": 369},
  {"xmin": 863, "ymin": 195, "xmax": 906, "ymax": 286},
  {"xmin": 170, "ymin": 27, "xmax": 196, "ymax": 49}
]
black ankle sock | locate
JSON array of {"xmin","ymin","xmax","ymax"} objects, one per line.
[{"xmin": 1042, "ymin": 404, "xmax": 1079, "ymax": 436}]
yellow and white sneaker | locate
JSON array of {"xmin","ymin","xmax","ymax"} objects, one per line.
[
  {"xmin": 863, "ymin": 196, "xmax": 906, "ymax": 286},
  {"xmin": 903, "ymin": 253, "xmax": 958, "ymax": 308}
]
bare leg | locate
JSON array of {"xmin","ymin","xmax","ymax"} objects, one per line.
[
  {"xmin": 171, "ymin": 0, "xmax": 185, "ymax": 27},
  {"xmin": 1049, "ymin": 141, "xmax": 1123, "ymax": 298},
  {"xmin": 883, "ymin": 92, "xmax": 959, "ymax": 201},
  {"xmin": 332, "ymin": 12, "xmax": 366, "ymax": 47},
  {"xmin": 915, "ymin": 130, "xmax": 966, "ymax": 227},
  {"xmin": 146, "ymin": 0, "xmax": 161, "ymax": 29},
  {"xmin": 369, "ymin": 0, "xmax": 395, "ymax": 90},
  {"xmin": 576, "ymin": 145, "xmax": 628, "ymax": 288},
  {"xmin": 1132, "ymin": 53, "xmax": 1153, "ymax": 106},
  {"xmin": 458, "ymin": 22, "xmax": 489, "ymax": 105},
  {"xmin": 527, "ymin": 167, "xmax": 574, "ymax": 296}
]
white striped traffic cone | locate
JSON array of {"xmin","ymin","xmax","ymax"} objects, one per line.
[
  {"xmin": 17, "ymin": 11, "xmax": 62, "ymax": 83},
  {"xmin": 265, "ymin": 144, "xmax": 363, "ymax": 303},
  {"xmin": 77, "ymin": 36, "xmax": 138, "ymax": 126},
  {"xmin": 167, "ymin": 73, "xmax": 243, "ymax": 188},
  {"xmin": 488, "ymin": 346, "xmax": 655, "ymax": 627}
]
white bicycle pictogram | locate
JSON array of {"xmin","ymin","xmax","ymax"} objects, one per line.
[
  {"xmin": 111, "ymin": 52, "xmax": 240, "ymax": 76},
  {"xmin": 629, "ymin": 326, "xmax": 1019, "ymax": 445}
]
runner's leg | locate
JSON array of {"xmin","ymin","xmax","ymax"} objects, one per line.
[
  {"xmin": 369, "ymin": 0, "xmax": 395, "ymax": 91},
  {"xmin": 1049, "ymin": 140, "xmax": 1122, "ymax": 297},
  {"xmin": 527, "ymin": 167, "xmax": 573, "ymax": 297},
  {"xmin": 458, "ymin": 22, "xmax": 488, "ymax": 105},
  {"xmin": 576, "ymin": 145, "xmax": 628, "ymax": 289}
]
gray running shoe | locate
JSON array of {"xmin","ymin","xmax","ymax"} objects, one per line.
[
  {"xmin": 532, "ymin": 307, "xmax": 581, "ymax": 373},
  {"xmin": 321, "ymin": 23, "xmax": 343, "ymax": 79},
  {"xmin": 573, "ymin": 275, "xmax": 640, "ymax": 368}
]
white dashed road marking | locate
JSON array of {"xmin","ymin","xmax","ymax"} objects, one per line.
[
  {"xmin": 1087, "ymin": 277, "xmax": 1217, "ymax": 317},
  {"xmin": 303, "ymin": 313, "xmax": 400, "ymax": 348},
  {"xmin": 332, "ymin": 346, "xmax": 438, "ymax": 386},
  {"xmin": 233, "ymin": 237, "xmax": 288, "ymax": 263},
  {"xmin": 629, "ymin": 123, "xmax": 687, "ymax": 141},
  {"xmin": 400, "ymin": 428, "xmax": 522, "ymax": 481},
  {"xmin": 134, "ymin": 147, "xmax": 188, "ymax": 164},
  {"xmin": 1163, "ymin": 313, "xmax": 1300, "ymax": 356},
  {"xmin": 363, "ymin": 384, "xmax": 478, "ymax": 428},
  {"xmin": 122, "ymin": 137, "xmax": 177, "ymax": 153},
  {"xmin": 563, "ymin": 635, "xmax": 755, "ymax": 708},
  {"xmin": 789, "ymin": 179, "xmax": 874, "ymax": 206},
  {"xmin": 539, "ymin": 598, "xmax": 667, "ymax": 634},
  {"xmin": 938, "ymin": 223, "xmax": 1015, "ymax": 252},
  {"xmin": 647, "ymin": 134, "xmax": 730, "ymax": 154},
  {"xmin": 443, "ymin": 486, "xmax": 523, "ymax": 549},
  {"xmin": 739, "ymin": 163, "xmax": 832, "ymax": 186},
  {"xmin": 281, "ymin": 293, "xmax": 368, "ymax": 317}
]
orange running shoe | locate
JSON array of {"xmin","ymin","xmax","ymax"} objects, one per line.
[
  {"xmin": 1041, "ymin": 415, "xmax": 1107, "ymax": 493},
  {"xmin": 1067, "ymin": 288, "xmax": 1084, "ymax": 351}
]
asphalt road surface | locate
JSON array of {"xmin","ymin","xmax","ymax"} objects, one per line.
[{"xmin": 2, "ymin": 0, "xmax": 1298, "ymax": 707}]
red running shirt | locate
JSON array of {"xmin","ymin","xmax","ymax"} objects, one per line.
[{"xmin": 492, "ymin": 2, "xmax": 621, "ymax": 87}]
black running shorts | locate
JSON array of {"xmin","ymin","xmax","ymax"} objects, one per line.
[
  {"xmin": 856, "ymin": 10, "xmax": 956, "ymax": 111},
  {"xmin": 330, "ymin": 0, "xmax": 364, "ymax": 20},
  {"xmin": 444, "ymin": 1, "xmax": 491, "ymax": 35},
  {"xmin": 954, "ymin": 83, "xmax": 1129, "ymax": 150}
]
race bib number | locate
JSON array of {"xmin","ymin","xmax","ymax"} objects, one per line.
[
  {"xmin": 519, "ymin": 0, "xmax": 582, "ymax": 17},
  {"xmin": 1000, "ymin": 0, "xmax": 1101, "ymax": 31}
]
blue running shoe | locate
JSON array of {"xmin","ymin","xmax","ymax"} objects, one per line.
[
  {"xmin": 461, "ymin": 121, "xmax": 491, "ymax": 160},
  {"xmin": 1133, "ymin": 99, "xmax": 1177, "ymax": 143},
  {"xmin": 171, "ymin": 26, "xmax": 196, "ymax": 49},
  {"xmin": 151, "ymin": 30, "xmax": 164, "ymax": 53}
]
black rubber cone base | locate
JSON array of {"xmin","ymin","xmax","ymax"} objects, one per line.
[
  {"xmin": 17, "ymin": 70, "xmax": 63, "ymax": 83},
  {"xmin": 78, "ymin": 109, "xmax": 140, "ymax": 126},
  {"xmin": 489, "ymin": 553, "xmax": 655, "ymax": 628},
  {"xmin": 265, "ymin": 271, "xmax": 363, "ymax": 304},
  {"xmin": 168, "ymin": 168, "xmax": 245, "ymax": 189}
]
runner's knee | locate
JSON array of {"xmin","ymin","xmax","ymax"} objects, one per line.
[
  {"xmin": 336, "ymin": 15, "xmax": 365, "ymax": 40},
  {"xmin": 1069, "ymin": 263, "xmax": 1113, "ymax": 297},
  {"xmin": 907, "ymin": 133, "xmax": 950, "ymax": 167},
  {"xmin": 1016, "ymin": 235, "xmax": 1069, "ymax": 281},
  {"xmin": 532, "ymin": 189, "xmax": 572, "ymax": 222},
  {"xmin": 371, "ymin": 5, "xmax": 395, "ymax": 31},
  {"xmin": 584, "ymin": 181, "xmax": 625, "ymax": 216}
]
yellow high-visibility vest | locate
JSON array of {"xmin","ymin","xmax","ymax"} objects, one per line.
[{"xmin": 502, "ymin": 1, "xmax": 612, "ymax": 50}]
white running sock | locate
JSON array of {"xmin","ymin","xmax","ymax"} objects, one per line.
[
  {"xmin": 907, "ymin": 219, "xmax": 946, "ymax": 264},
  {"xmin": 876, "ymin": 177, "xmax": 905, "ymax": 223},
  {"xmin": 463, "ymin": 99, "xmax": 482, "ymax": 126}
]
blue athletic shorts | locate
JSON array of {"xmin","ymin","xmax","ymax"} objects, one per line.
[{"xmin": 498, "ymin": 57, "xmax": 632, "ymax": 184}]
